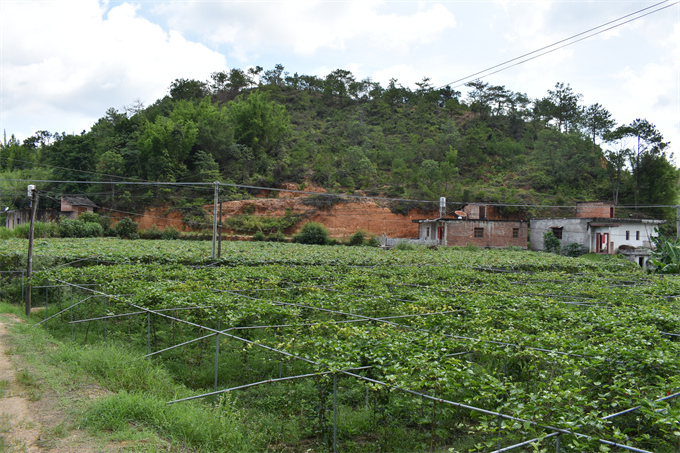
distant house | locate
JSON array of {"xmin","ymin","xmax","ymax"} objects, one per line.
[
  {"xmin": 60, "ymin": 196, "xmax": 97, "ymax": 218},
  {"xmin": 413, "ymin": 203, "xmax": 528, "ymax": 248},
  {"xmin": 4, "ymin": 195, "xmax": 97, "ymax": 229},
  {"xmin": 529, "ymin": 202, "xmax": 664, "ymax": 267}
]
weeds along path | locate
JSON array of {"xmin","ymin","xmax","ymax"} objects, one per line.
[
  {"xmin": 0, "ymin": 315, "xmax": 117, "ymax": 452},
  {"xmin": 0, "ymin": 315, "xmax": 42, "ymax": 452}
]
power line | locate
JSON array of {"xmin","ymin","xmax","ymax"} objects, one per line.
[
  {"xmin": 1, "ymin": 177, "xmax": 677, "ymax": 210},
  {"xmin": 440, "ymin": 0, "xmax": 679, "ymax": 90}
]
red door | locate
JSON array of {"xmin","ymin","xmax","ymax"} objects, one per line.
[{"xmin": 437, "ymin": 226, "xmax": 445, "ymax": 245}]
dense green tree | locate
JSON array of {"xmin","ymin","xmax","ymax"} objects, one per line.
[
  {"xmin": 137, "ymin": 115, "xmax": 198, "ymax": 181},
  {"xmin": 169, "ymin": 78, "xmax": 209, "ymax": 101},
  {"xmin": 228, "ymin": 90, "xmax": 291, "ymax": 157},
  {"xmin": 582, "ymin": 103, "xmax": 615, "ymax": 149},
  {"xmin": 611, "ymin": 119, "xmax": 669, "ymax": 207},
  {"xmin": 542, "ymin": 82, "xmax": 582, "ymax": 133}
]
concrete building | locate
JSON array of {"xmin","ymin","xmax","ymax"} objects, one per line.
[{"xmin": 529, "ymin": 202, "xmax": 664, "ymax": 267}]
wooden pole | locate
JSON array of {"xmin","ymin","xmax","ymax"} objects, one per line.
[{"xmin": 26, "ymin": 187, "xmax": 38, "ymax": 317}]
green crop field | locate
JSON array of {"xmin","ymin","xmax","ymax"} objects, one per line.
[{"xmin": 2, "ymin": 239, "xmax": 680, "ymax": 452}]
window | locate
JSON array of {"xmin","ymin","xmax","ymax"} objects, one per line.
[
  {"xmin": 625, "ymin": 231, "xmax": 630, "ymax": 240},
  {"xmin": 636, "ymin": 231, "xmax": 640, "ymax": 241},
  {"xmin": 426, "ymin": 226, "xmax": 430, "ymax": 238},
  {"xmin": 474, "ymin": 227, "xmax": 484, "ymax": 238},
  {"xmin": 512, "ymin": 228, "xmax": 519, "ymax": 238},
  {"xmin": 551, "ymin": 227, "xmax": 563, "ymax": 240}
]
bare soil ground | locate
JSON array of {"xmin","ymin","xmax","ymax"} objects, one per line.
[{"xmin": 0, "ymin": 315, "xmax": 114, "ymax": 452}]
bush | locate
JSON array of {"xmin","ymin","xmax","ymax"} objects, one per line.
[
  {"xmin": 161, "ymin": 227, "xmax": 181, "ymax": 240},
  {"xmin": 348, "ymin": 230, "xmax": 366, "ymax": 246},
  {"xmin": 13, "ymin": 221, "xmax": 59, "ymax": 238},
  {"xmin": 267, "ymin": 230, "xmax": 286, "ymax": 242},
  {"xmin": 115, "ymin": 218, "xmax": 138, "ymax": 239},
  {"xmin": 252, "ymin": 231, "xmax": 266, "ymax": 242},
  {"xmin": 294, "ymin": 222, "xmax": 330, "ymax": 245},
  {"xmin": 562, "ymin": 242, "xmax": 587, "ymax": 257},
  {"xmin": 366, "ymin": 236, "xmax": 380, "ymax": 247},
  {"xmin": 543, "ymin": 231, "xmax": 561, "ymax": 254},
  {"xmin": 139, "ymin": 226, "xmax": 163, "ymax": 240},
  {"xmin": 395, "ymin": 241, "xmax": 415, "ymax": 251},
  {"xmin": 79, "ymin": 213, "xmax": 113, "ymax": 235}
]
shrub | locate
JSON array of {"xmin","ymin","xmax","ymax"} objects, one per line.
[
  {"xmin": 294, "ymin": 222, "xmax": 330, "ymax": 245},
  {"xmin": 561, "ymin": 242, "xmax": 587, "ymax": 257},
  {"xmin": 395, "ymin": 241, "xmax": 414, "ymax": 251},
  {"xmin": 115, "ymin": 218, "xmax": 138, "ymax": 239},
  {"xmin": 348, "ymin": 230, "xmax": 366, "ymax": 246},
  {"xmin": 82, "ymin": 222, "xmax": 104, "ymax": 238},
  {"xmin": 366, "ymin": 236, "xmax": 380, "ymax": 247},
  {"xmin": 267, "ymin": 230, "xmax": 286, "ymax": 242},
  {"xmin": 543, "ymin": 231, "xmax": 561, "ymax": 254},
  {"xmin": 161, "ymin": 227, "xmax": 181, "ymax": 240},
  {"xmin": 252, "ymin": 231, "xmax": 266, "ymax": 242},
  {"xmin": 140, "ymin": 226, "xmax": 164, "ymax": 240},
  {"xmin": 13, "ymin": 221, "xmax": 59, "ymax": 238}
]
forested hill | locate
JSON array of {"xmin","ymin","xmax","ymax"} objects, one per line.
[{"xmin": 1, "ymin": 65, "xmax": 677, "ymax": 223}]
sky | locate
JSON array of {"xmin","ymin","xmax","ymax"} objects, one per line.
[{"xmin": 1, "ymin": 0, "xmax": 678, "ymax": 159}]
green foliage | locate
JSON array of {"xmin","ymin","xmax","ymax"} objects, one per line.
[
  {"xmin": 649, "ymin": 230, "xmax": 680, "ymax": 273},
  {"xmin": 543, "ymin": 230, "xmax": 561, "ymax": 254},
  {"xmin": 561, "ymin": 242, "xmax": 588, "ymax": 257},
  {"xmin": 114, "ymin": 218, "xmax": 138, "ymax": 239},
  {"xmin": 227, "ymin": 211, "xmax": 300, "ymax": 234},
  {"xmin": 58, "ymin": 219, "xmax": 103, "ymax": 238},
  {"xmin": 301, "ymin": 194, "xmax": 347, "ymax": 210},
  {"xmin": 252, "ymin": 231, "xmax": 266, "ymax": 242},
  {"xmin": 348, "ymin": 229, "xmax": 366, "ymax": 246},
  {"xmin": 267, "ymin": 229, "xmax": 286, "ymax": 242},
  {"xmin": 294, "ymin": 222, "xmax": 330, "ymax": 245}
]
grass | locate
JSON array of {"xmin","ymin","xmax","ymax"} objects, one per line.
[{"xmin": 0, "ymin": 308, "xmax": 284, "ymax": 452}]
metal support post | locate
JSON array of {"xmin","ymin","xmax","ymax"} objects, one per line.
[
  {"xmin": 333, "ymin": 373, "xmax": 338, "ymax": 453},
  {"xmin": 147, "ymin": 313, "xmax": 151, "ymax": 356},
  {"xmin": 212, "ymin": 181, "xmax": 219, "ymax": 260},
  {"xmin": 104, "ymin": 297, "xmax": 108, "ymax": 343},
  {"xmin": 70, "ymin": 286, "xmax": 74, "ymax": 341},
  {"xmin": 25, "ymin": 186, "xmax": 38, "ymax": 317},
  {"xmin": 214, "ymin": 321, "xmax": 221, "ymax": 402}
]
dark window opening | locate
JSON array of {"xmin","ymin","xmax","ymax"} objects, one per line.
[
  {"xmin": 512, "ymin": 228, "xmax": 519, "ymax": 238},
  {"xmin": 479, "ymin": 206, "xmax": 486, "ymax": 220},
  {"xmin": 636, "ymin": 231, "xmax": 640, "ymax": 241},
  {"xmin": 551, "ymin": 227, "xmax": 563, "ymax": 240},
  {"xmin": 625, "ymin": 231, "xmax": 630, "ymax": 240},
  {"xmin": 474, "ymin": 227, "xmax": 484, "ymax": 238}
]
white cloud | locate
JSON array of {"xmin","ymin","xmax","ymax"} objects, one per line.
[
  {"xmin": 154, "ymin": 1, "xmax": 456, "ymax": 60},
  {"xmin": 1, "ymin": 1, "xmax": 226, "ymax": 139}
]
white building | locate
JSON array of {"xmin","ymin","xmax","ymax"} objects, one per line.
[{"xmin": 529, "ymin": 202, "xmax": 664, "ymax": 267}]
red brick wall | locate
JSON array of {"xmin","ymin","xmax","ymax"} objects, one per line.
[
  {"xmin": 576, "ymin": 202, "xmax": 613, "ymax": 218},
  {"xmin": 446, "ymin": 220, "xmax": 527, "ymax": 248}
]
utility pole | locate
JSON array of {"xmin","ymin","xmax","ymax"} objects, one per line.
[
  {"xmin": 26, "ymin": 185, "xmax": 38, "ymax": 318},
  {"xmin": 212, "ymin": 181, "xmax": 219, "ymax": 260}
]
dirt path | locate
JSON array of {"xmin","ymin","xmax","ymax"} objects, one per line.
[
  {"xmin": 0, "ymin": 315, "xmax": 117, "ymax": 452},
  {"xmin": 0, "ymin": 315, "xmax": 42, "ymax": 452}
]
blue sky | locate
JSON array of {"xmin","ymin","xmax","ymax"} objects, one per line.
[{"xmin": 1, "ymin": 0, "xmax": 678, "ymax": 157}]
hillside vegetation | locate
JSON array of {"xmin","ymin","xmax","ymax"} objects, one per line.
[{"xmin": 1, "ymin": 64, "xmax": 677, "ymax": 224}]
